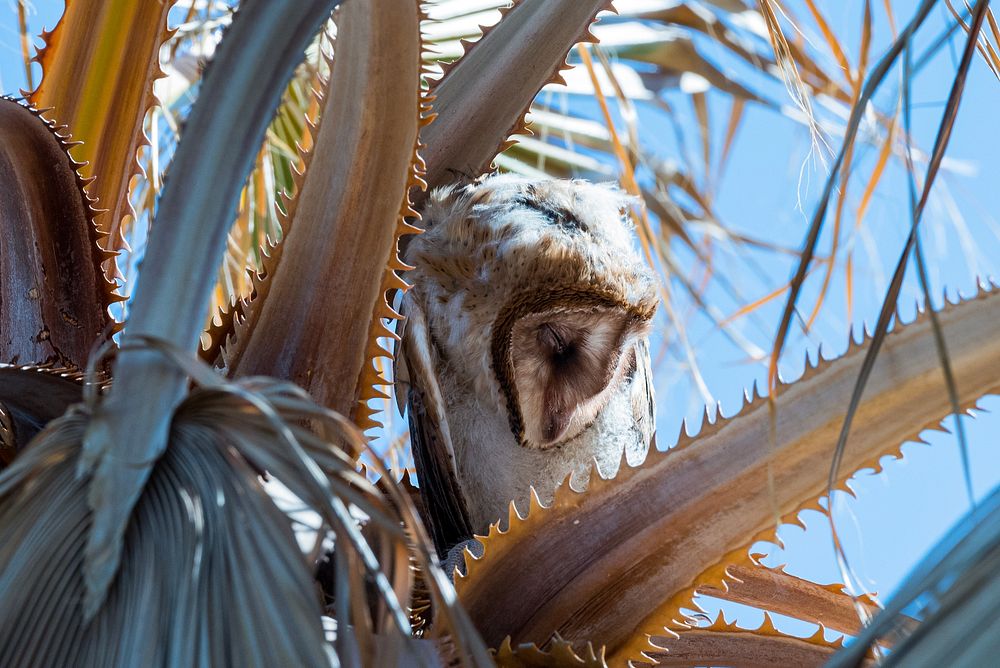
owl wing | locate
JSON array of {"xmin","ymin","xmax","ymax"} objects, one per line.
[{"xmin": 396, "ymin": 295, "xmax": 474, "ymax": 558}]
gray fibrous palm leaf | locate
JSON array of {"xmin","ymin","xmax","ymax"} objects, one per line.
[{"xmin": 0, "ymin": 373, "xmax": 379, "ymax": 667}]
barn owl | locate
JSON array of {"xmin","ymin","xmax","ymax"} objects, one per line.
[{"xmin": 397, "ymin": 175, "xmax": 658, "ymax": 555}]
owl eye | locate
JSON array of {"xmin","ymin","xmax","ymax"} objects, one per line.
[
  {"xmin": 508, "ymin": 306, "xmax": 646, "ymax": 447},
  {"xmin": 537, "ymin": 323, "xmax": 575, "ymax": 362}
]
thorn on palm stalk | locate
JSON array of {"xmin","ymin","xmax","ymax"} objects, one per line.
[
  {"xmin": 769, "ymin": 0, "xmax": 946, "ymax": 394},
  {"xmin": 647, "ymin": 611, "xmax": 860, "ymax": 666},
  {"xmin": 695, "ymin": 557, "xmax": 883, "ymax": 638},
  {"xmin": 28, "ymin": 0, "xmax": 175, "ymax": 255}
]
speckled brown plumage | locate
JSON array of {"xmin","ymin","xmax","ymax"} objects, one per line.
[{"xmin": 398, "ymin": 176, "xmax": 658, "ymax": 554}]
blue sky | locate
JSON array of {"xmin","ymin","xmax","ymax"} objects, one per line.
[{"xmin": 3, "ymin": 0, "xmax": 999, "ymax": 641}]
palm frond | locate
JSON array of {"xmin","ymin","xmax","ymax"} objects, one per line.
[
  {"xmin": 0, "ymin": 354, "xmax": 486, "ymax": 665},
  {"xmin": 0, "ymin": 97, "xmax": 119, "ymax": 369}
]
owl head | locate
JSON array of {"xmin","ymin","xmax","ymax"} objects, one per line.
[
  {"xmin": 399, "ymin": 175, "xmax": 658, "ymax": 549},
  {"xmin": 406, "ymin": 175, "xmax": 657, "ymax": 447}
]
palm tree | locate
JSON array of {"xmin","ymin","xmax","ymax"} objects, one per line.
[{"xmin": 1, "ymin": 0, "xmax": 998, "ymax": 665}]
